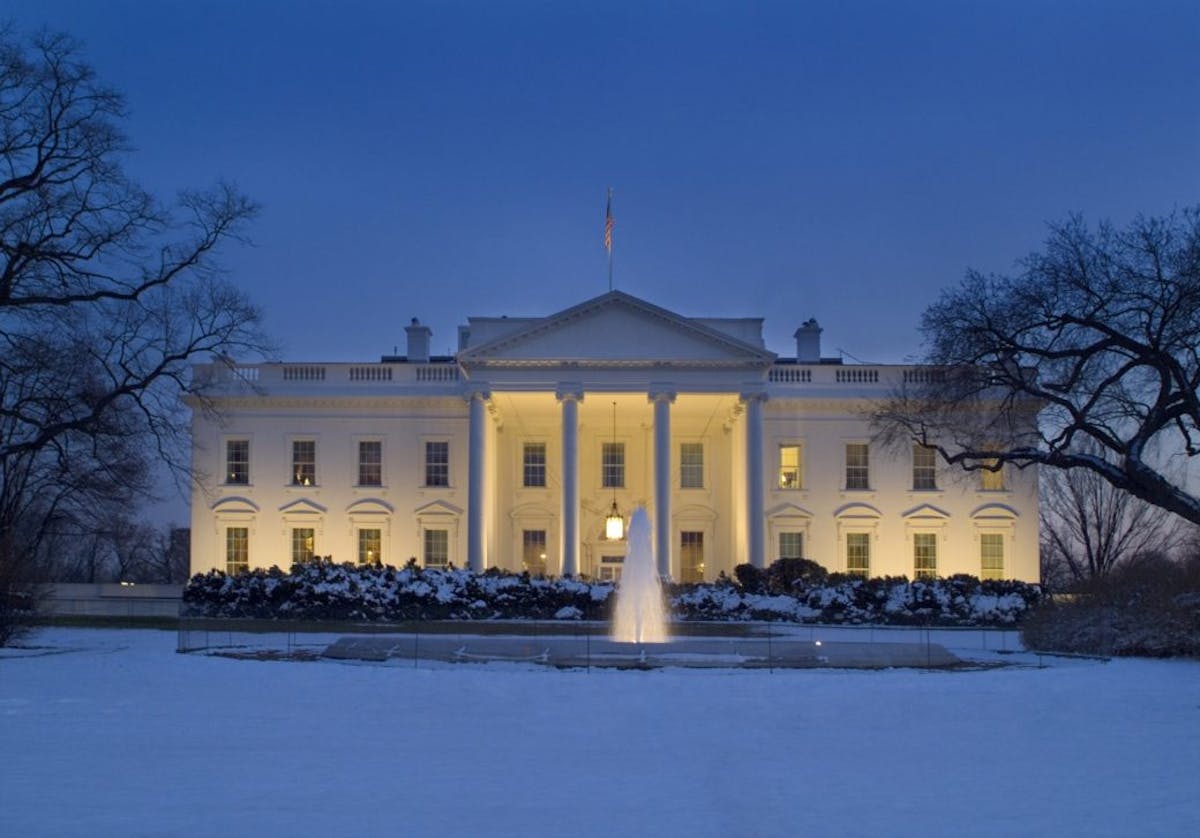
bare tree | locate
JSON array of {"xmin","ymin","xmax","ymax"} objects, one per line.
[
  {"xmin": 875, "ymin": 208, "xmax": 1200, "ymax": 527},
  {"xmin": 0, "ymin": 28, "xmax": 269, "ymax": 640},
  {"xmin": 1039, "ymin": 443, "xmax": 1183, "ymax": 586}
]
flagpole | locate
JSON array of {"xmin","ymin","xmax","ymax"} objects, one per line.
[{"xmin": 605, "ymin": 187, "xmax": 614, "ymax": 291}]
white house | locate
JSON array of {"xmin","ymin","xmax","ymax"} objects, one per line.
[{"xmin": 188, "ymin": 291, "xmax": 1039, "ymax": 582}]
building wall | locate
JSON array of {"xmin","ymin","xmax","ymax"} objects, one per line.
[{"xmin": 191, "ymin": 385, "xmax": 1038, "ymax": 582}]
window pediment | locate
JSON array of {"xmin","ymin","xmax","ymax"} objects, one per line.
[
  {"xmin": 971, "ymin": 502, "xmax": 1019, "ymax": 520},
  {"xmin": 346, "ymin": 498, "xmax": 394, "ymax": 515},
  {"xmin": 279, "ymin": 498, "xmax": 327, "ymax": 516},
  {"xmin": 835, "ymin": 502, "xmax": 882, "ymax": 519},
  {"xmin": 211, "ymin": 496, "xmax": 259, "ymax": 514},
  {"xmin": 902, "ymin": 503, "xmax": 950, "ymax": 520},
  {"xmin": 766, "ymin": 502, "xmax": 813, "ymax": 521},
  {"xmin": 414, "ymin": 499, "xmax": 463, "ymax": 518}
]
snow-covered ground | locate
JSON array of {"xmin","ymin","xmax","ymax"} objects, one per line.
[{"xmin": 2, "ymin": 628, "xmax": 1198, "ymax": 837}]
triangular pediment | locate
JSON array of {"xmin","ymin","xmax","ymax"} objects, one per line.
[
  {"xmin": 279, "ymin": 498, "xmax": 327, "ymax": 516},
  {"xmin": 346, "ymin": 498, "xmax": 394, "ymax": 515},
  {"xmin": 459, "ymin": 291, "xmax": 775, "ymax": 368},
  {"xmin": 766, "ymin": 502, "xmax": 813, "ymax": 520},
  {"xmin": 414, "ymin": 499, "xmax": 463, "ymax": 517},
  {"xmin": 902, "ymin": 503, "xmax": 950, "ymax": 520}
]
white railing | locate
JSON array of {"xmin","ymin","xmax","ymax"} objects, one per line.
[
  {"xmin": 768, "ymin": 367, "xmax": 812, "ymax": 383},
  {"xmin": 200, "ymin": 361, "xmax": 461, "ymax": 389},
  {"xmin": 768, "ymin": 364, "xmax": 928, "ymax": 389}
]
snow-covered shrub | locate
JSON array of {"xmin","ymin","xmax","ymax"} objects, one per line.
[
  {"xmin": 1021, "ymin": 559, "xmax": 1200, "ymax": 657},
  {"xmin": 765, "ymin": 557, "xmax": 827, "ymax": 594},
  {"xmin": 182, "ymin": 559, "xmax": 1041, "ymax": 626}
]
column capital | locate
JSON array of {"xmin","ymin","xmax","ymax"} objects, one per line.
[
  {"xmin": 555, "ymin": 382, "xmax": 585, "ymax": 402},
  {"xmin": 647, "ymin": 383, "xmax": 677, "ymax": 403},
  {"xmin": 739, "ymin": 386, "xmax": 768, "ymax": 404},
  {"xmin": 463, "ymin": 384, "xmax": 491, "ymax": 402}
]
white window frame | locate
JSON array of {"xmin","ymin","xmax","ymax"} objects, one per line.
[
  {"xmin": 291, "ymin": 526, "xmax": 316, "ymax": 564},
  {"xmin": 979, "ymin": 532, "xmax": 1005, "ymax": 580},
  {"xmin": 358, "ymin": 527, "xmax": 383, "ymax": 565},
  {"xmin": 423, "ymin": 528, "xmax": 450, "ymax": 568},
  {"xmin": 601, "ymin": 441, "xmax": 625, "ymax": 489},
  {"xmin": 844, "ymin": 442, "xmax": 870, "ymax": 491},
  {"xmin": 912, "ymin": 532, "xmax": 939, "ymax": 581},
  {"xmin": 224, "ymin": 438, "xmax": 251, "ymax": 486},
  {"xmin": 679, "ymin": 441, "xmax": 705, "ymax": 490},
  {"xmin": 979, "ymin": 458, "xmax": 1007, "ymax": 492},
  {"xmin": 226, "ymin": 526, "xmax": 249, "ymax": 575},
  {"xmin": 290, "ymin": 438, "xmax": 317, "ymax": 487},
  {"xmin": 422, "ymin": 438, "xmax": 451, "ymax": 488},
  {"xmin": 778, "ymin": 531, "xmax": 804, "ymax": 561},
  {"xmin": 778, "ymin": 443, "xmax": 804, "ymax": 490},
  {"xmin": 522, "ymin": 441, "xmax": 548, "ymax": 489},
  {"xmin": 521, "ymin": 528, "xmax": 548, "ymax": 576},
  {"xmin": 356, "ymin": 438, "xmax": 384, "ymax": 488},
  {"xmin": 912, "ymin": 444, "xmax": 938, "ymax": 491},
  {"xmin": 845, "ymin": 531, "xmax": 871, "ymax": 578}
]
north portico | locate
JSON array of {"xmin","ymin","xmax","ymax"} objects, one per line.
[
  {"xmin": 455, "ymin": 291, "xmax": 777, "ymax": 579},
  {"xmin": 189, "ymin": 290, "xmax": 1040, "ymax": 582}
]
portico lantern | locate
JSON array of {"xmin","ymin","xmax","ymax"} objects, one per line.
[{"xmin": 604, "ymin": 400, "xmax": 624, "ymax": 540}]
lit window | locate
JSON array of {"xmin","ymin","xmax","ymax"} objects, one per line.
[
  {"xmin": 913, "ymin": 533, "xmax": 937, "ymax": 580},
  {"xmin": 980, "ymin": 533, "xmax": 1004, "ymax": 580},
  {"xmin": 523, "ymin": 443, "xmax": 546, "ymax": 488},
  {"xmin": 226, "ymin": 527, "xmax": 248, "ymax": 575},
  {"xmin": 779, "ymin": 532, "xmax": 804, "ymax": 561},
  {"xmin": 226, "ymin": 440, "xmax": 249, "ymax": 485},
  {"xmin": 522, "ymin": 529, "xmax": 547, "ymax": 576},
  {"xmin": 680, "ymin": 443, "xmax": 704, "ymax": 489},
  {"xmin": 424, "ymin": 528, "xmax": 449, "ymax": 568},
  {"xmin": 680, "ymin": 531, "xmax": 704, "ymax": 583},
  {"xmin": 358, "ymin": 528, "xmax": 381, "ymax": 565},
  {"xmin": 292, "ymin": 528, "xmax": 315, "ymax": 564},
  {"xmin": 846, "ymin": 532, "xmax": 870, "ymax": 577},
  {"xmin": 845, "ymin": 443, "xmax": 870, "ymax": 490},
  {"xmin": 602, "ymin": 442, "xmax": 625, "ymax": 489},
  {"xmin": 358, "ymin": 441, "xmax": 382, "ymax": 486},
  {"xmin": 779, "ymin": 445, "xmax": 802, "ymax": 489},
  {"xmin": 980, "ymin": 459, "xmax": 1005, "ymax": 491},
  {"xmin": 425, "ymin": 441, "xmax": 449, "ymax": 487},
  {"xmin": 912, "ymin": 444, "xmax": 937, "ymax": 490},
  {"xmin": 291, "ymin": 440, "xmax": 316, "ymax": 486}
]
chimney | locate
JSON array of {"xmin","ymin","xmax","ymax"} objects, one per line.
[
  {"xmin": 405, "ymin": 317, "xmax": 432, "ymax": 362},
  {"xmin": 794, "ymin": 319, "xmax": 822, "ymax": 363}
]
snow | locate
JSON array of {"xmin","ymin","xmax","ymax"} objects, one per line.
[{"xmin": 3, "ymin": 628, "xmax": 1199, "ymax": 837}]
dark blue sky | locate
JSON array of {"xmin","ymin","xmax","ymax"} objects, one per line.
[{"xmin": 9, "ymin": 0, "xmax": 1200, "ymax": 363}]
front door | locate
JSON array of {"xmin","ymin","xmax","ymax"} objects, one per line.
[{"xmin": 680, "ymin": 531, "xmax": 704, "ymax": 583}]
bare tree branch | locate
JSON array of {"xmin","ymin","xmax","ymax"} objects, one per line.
[{"xmin": 874, "ymin": 207, "xmax": 1200, "ymax": 527}]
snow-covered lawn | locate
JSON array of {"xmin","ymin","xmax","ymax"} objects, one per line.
[{"xmin": 2, "ymin": 628, "xmax": 1198, "ymax": 837}]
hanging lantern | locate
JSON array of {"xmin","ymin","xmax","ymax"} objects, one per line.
[
  {"xmin": 605, "ymin": 499, "xmax": 624, "ymax": 540},
  {"xmin": 605, "ymin": 400, "xmax": 623, "ymax": 540}
]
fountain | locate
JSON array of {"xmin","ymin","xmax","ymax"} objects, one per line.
[
  {"xmin": 319, "ymin": 509, "xmax": 962, "ymax": 669},
  {"xmin": 611, "ymin": 507, "xmax": 668, "ymax": 643}
]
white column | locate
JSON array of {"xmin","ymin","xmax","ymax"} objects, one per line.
[
  {"xmin": 742, "ymin": 390, "xmax": 767, "ymax": 569},
  {"xmin": 466, "ymin": 388, "xmax": 490, "ymax": 572},
  {"xmin": 649, "ymin": 387, "xmax": 675, "ymax": 579},
  {"xmin": 557, "ymin": 384, "xmax": 583, "ymax": 576}
]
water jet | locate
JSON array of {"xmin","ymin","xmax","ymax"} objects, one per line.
[{"xmin": 610, "ymin": 507, "xmax": 668, "ymax": 643}]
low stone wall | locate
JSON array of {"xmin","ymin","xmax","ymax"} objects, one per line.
[{"xmin": 44, "ymin": 583, "xmax": 182, "ymax": 618}]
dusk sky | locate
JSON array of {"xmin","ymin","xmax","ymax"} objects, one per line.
[{"xmin": 9, "ymin": 1, "xmax": 1199, "ymax": 364}]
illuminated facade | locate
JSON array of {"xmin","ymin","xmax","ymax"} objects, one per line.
[{"xmin": 188, "ymin": 291, "xmax": 1039, "ymax": 581}]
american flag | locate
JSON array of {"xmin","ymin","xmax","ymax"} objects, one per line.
[{"xmin": 604, "ymin": 189, "xmax": 613, "ymax": 252}]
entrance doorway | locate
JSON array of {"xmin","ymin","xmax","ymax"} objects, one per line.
[{"xmin": 680, "ymin": 531, "xmax": 704, "ymax": 583}]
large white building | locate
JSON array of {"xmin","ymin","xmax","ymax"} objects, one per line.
[{"xmin": 188, "ymin": 291, "xmax": 1038, "ymax": 582}]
